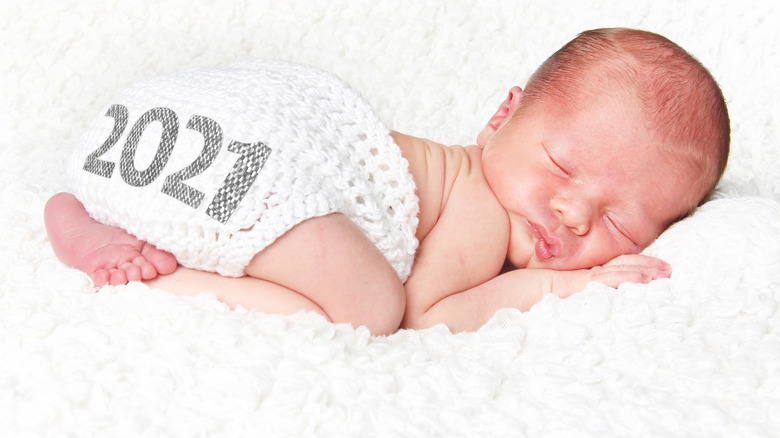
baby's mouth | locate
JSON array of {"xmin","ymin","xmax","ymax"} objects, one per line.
[{"xmin": 526, "ymin": 220, "xmax": 560, "ymax": 260}]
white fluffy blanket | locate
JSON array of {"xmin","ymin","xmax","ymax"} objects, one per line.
[{"xmin": 2, "ymin": 1, "xmax": 779, "ymax": 436}]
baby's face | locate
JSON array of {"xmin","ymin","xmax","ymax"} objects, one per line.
[{"xmin": 481, "ymin": 92, "xmax": 703, "ymax": 270}]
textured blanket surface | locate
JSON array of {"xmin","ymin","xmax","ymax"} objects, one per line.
[{"xmin": 2, "ymin": 1, "xmax": 779, "ymax": 436}]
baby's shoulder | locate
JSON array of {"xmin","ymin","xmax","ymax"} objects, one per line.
[
  {"xmin": 392, "ymin": 133, "xmax": 507, "ymax": 243},
  {"xmin": 446, "ymin": 146, "xmax": 510, "ymax": 243},
  {"xmin": 423, "ymin": 148, "xmax": 510, "ymax": 280},
  {"xmin": 398, "ymin": 135, "xmax": 509, "ymax": 270}
]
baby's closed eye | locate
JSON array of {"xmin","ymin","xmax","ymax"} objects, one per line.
[
  {"xmin": 543, "ymin": 145, "xmax": 572, "ymax": 179},
  {"xmin": 603, "ymin": 212, "xmax": 639, "ymax": 248}
]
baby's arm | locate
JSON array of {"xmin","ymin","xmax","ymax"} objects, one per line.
[
  {"xmin": 395, "ymin": 133, "xmax": 670, "ymax": 333},
  {"xmin": 402, "ymin": 254, "xmax": 670, "ymax": 333}
]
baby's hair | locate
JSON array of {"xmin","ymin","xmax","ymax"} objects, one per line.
[{"xmin": 521, "ymin": 28, "xmax": 730, "ymax": 208}]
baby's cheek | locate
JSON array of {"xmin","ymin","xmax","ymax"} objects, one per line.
[{"xmin": 573, "ymin": 239, "xmax": 625, "ymax": 269}]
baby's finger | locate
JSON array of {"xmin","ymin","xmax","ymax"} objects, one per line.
[
  {"xmin": 591, "ymin": 269, "xmax": 652, "ymax": 288},
  {"xmin": 603, "ymin": 254, "xmax": 661, "ymax": 265},
  {"xmin": 604, "ymin": 254, "xmax": 671, "ymax": 270},
  {"xmin": 599, "ymin": 262, "xmax": 671, "ymax": 280}
]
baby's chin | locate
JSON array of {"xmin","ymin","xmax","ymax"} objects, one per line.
[
  {"xmin": 508, "ymin": 250, "xmax": 566, "ymax": 270},
  {"xmin": 524, "ymin": 257, "xmax": 560, "ymax": 270},
  {"xmin": 506, "ymin": 248, "xmax": 531, "ymax": 270}
]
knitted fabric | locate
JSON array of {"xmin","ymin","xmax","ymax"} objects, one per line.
[{"xmin": 67, "ymin": 60, "xmax": 420, "ymax": 281}]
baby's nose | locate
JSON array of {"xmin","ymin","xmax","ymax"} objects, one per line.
[{"xmin": 550, "ymin": 196, "xmax": 592, "ymax": 236}]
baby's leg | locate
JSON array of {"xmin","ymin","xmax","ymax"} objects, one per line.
[
  {"xmin": 147, "ymin": 267, "xmax": 330, "ymax": 318},
  {"xmin": 246, "ymin": 213, "xmax": 406, "ymax": 335},
  {"xmin": 44, "ymin": 193, "xmax": 178, "ymax": 286},
  {"xmin": 149, "ymin": 214, "xmax": 407, "ymax": 336},
  {"xmin": 45, "ymin": 194, "xmax": 405, "ymax": 334}
]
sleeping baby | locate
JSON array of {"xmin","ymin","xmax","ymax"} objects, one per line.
[{"xmin": 44, "ymin": 28, "xmax": 729, "ymax": 334}]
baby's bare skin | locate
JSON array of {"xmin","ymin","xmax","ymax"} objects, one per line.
[
  {"xmin": 44, "ymin": 192, "xmax": 177, "ymax": 285},
  {"xmin": 44, "ymin": 28, "xmax": 727, "ymax": 334},
  {"xmin": 45, "ymin": 85, "xmax": 679, "ymax": 334}
]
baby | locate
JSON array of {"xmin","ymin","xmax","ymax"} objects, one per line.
[{"xmin": 45, "ymin": 28, "xmax": 729, "ymax": 335}]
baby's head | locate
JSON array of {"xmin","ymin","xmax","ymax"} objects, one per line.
[
  {"xmin": 521, "ymin": 27, "xmax": 730, "ymax": 208},
  {"xmin": 479, "ymin": 28, "xmax": 730, "ymax": 270}
]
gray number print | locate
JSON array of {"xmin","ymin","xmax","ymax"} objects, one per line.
[
  {"xmin": 161, "ymin": 115, "xmax": 223, "ymax": 208},
  {"xmin": 82, "ymin": 104, "xmax": 128, "ymax": 178},
  {"xmin": 82, "ymin": 104, "xmax": 271, "ymax": 224},
  {"xmin": 206, "ymin": 140, "xmax": 272, "ymax": 224},
  {"xmin": 119, "ymin": 107, "xmax": 179, "ymax": 187}
]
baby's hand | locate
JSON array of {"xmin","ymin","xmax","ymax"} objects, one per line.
[
  {"xmin": 586, "ymin": 254, "xmax": 671, "ymax": 289},
  {"xmin": 550, "ymin": 254, "xmax": 671, "ymax": 299}
]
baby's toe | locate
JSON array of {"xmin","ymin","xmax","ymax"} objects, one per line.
[
  {"xmin": 141, "ymin": 244, "xmax": 177, "ymax": 275},
  {"xmin": 135, "ymin": 257, "xmax": 159, "ymax": 280},
  {"xmin": 109, "ymin": 268, "xmax": 129, "ymax": 285},
  {"xmin": 125, "ymin": 261, "xmax": 145, "ymax": 282},
  {"xmin": 91, "ymin": 269, "xmax": 111, "ymax": 287}
]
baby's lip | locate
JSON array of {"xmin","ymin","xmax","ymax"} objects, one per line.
[{"xmin": 526, "ymin": 220, "xmax": 561, "ymax": 260}]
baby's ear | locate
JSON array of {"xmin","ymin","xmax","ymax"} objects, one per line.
[{"xmin": 476, "ymin": 86, "xmax": 524, "ymax": 147}]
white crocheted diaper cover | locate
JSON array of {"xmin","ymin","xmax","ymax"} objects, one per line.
[{"xmin": 67, "ymin": 59, "xmax": 420, "ymax": 281}]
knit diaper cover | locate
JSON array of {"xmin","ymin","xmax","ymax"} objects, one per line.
[{"xmin": 67, "ymin": 59, "xmax": 420, "ymax": 281}]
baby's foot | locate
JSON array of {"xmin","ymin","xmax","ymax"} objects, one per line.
[{"xmin": 44, "ymin": 192, "xmax": 178, "ymax": 286}]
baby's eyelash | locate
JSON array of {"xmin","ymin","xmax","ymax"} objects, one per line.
[
  {"xmin": 604, "ymin": 213, "xmax": 637, "ymax": 246},
  {"xmin": 544, "ymin": 147, "xmax": 571, "ymax": 177},
  {"xmin": 551, "ymin": 158, "xmax": 568, "ymax": 175}
]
